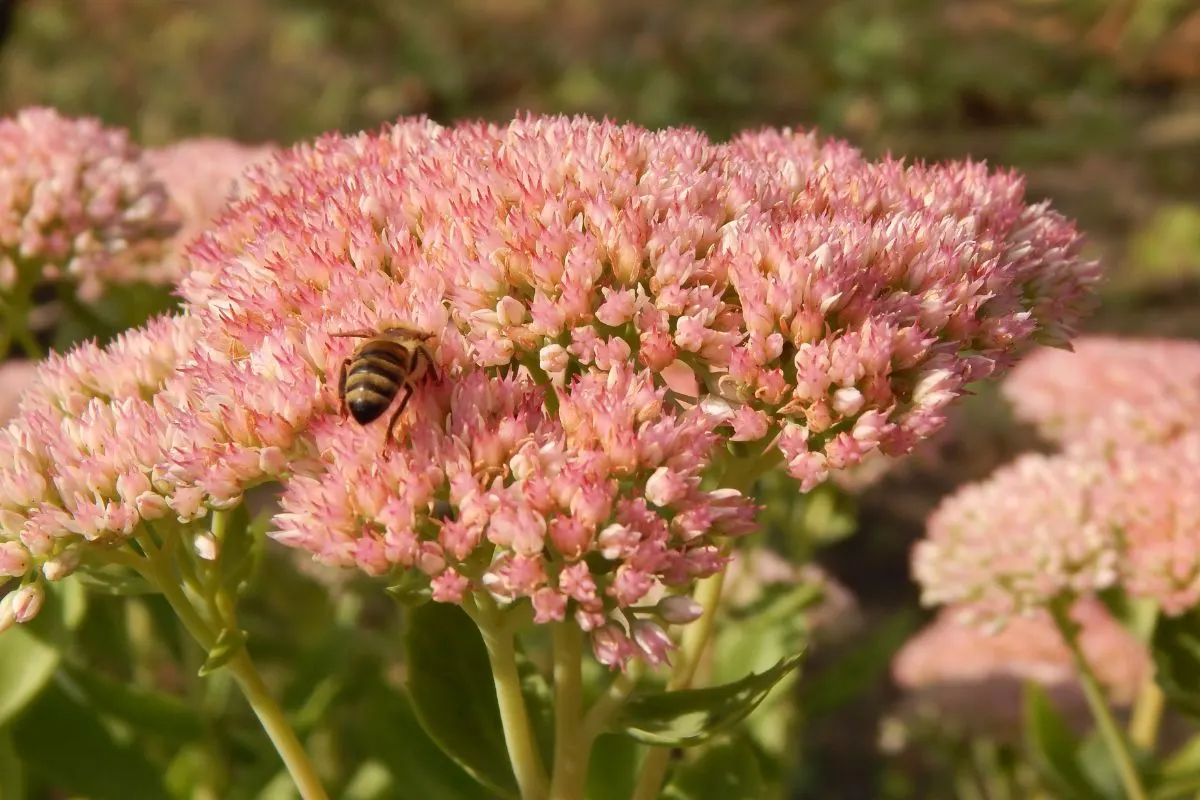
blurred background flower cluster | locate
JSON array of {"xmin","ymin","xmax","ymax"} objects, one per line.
[{"xmin": 0, "ymin": 1, "xmax": 1198, "ymax": 798}]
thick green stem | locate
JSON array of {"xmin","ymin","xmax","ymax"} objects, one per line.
[
  {"xmin": 581, "ymin": 666, "xmax": 640, "ymax": 743},
  {"xmin": 1128, "ymin": 601, "xmax": 1163, "ymax": 753},
  {"xmin": 1129, "ymin": 679, "xmax": 1165, "ymax": 752},
  {"xmin": 631, "ymin": 568, "xmax": 728, "ymax": 800},
  {"xmin": 1051, "ymin": 602, "xmax": 1148, "ymax": 800},
  {"xmin": 471, "ymin": 597, "xmax": 550, "ymax": 800},
  {"xmin": 224, "ymin": 650, "xmax": 330, "ymax": 800},
  {"xmin": 134, "ymin": 529, "xmax": 330, "ymax": 800},
  {"xmin": 549, "ymin": 623, "xmax": 587, "ymax": 800},
  {"xmin": 630, "ymin": 447, "xmax": 777, "ymax": 800}
]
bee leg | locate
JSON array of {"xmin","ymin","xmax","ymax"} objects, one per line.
[
  {"xmin": 329, "ymin": 330, "xmax": 376, "ymax": 339},
  {"xmin": 382, "ymin": 385, "xmax": 415, "ymax": 453},
  {"xmin": 414, "ymin": 345, "xmax": 438, "ymax": 382},
  {"xmin": 336, "ymin": 360, "xmax": 350, "ymax": 417}
]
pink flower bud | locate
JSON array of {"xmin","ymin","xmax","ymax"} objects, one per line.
[
  {"xmin": 193, "ymin": 532, "xmax": 219, "ymax": 561},
  {"xmin": 41, "ymin": 550, "xmax": 80, "ymax": 581},
  {"xmin": 655, "ymin": 595, "xmax": 703, "ymax": 624},
  {"xmin": 645, "ymin": 467, "xmax": 687, "ymax": 507},
  {"xmin": 0, "ymin": 542, "xmax": 31, "ymax": 577},
  {"xmin": 631, "ymin": 620, "xmax": 674, "ymax": 667},
  {"xmin": 9, "ymin": 583, "xmax": 44, "ymax": 624}
]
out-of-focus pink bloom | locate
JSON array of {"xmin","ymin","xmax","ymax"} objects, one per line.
[
  {"xmin": 0, "ymin": 107, "xmax": 178, "ymax": 303},
  {"xmin": 0, "ymin": 360, "xmax": 37, "ymax": 423},
  {"xmin": 146, "ymin": 138, "xmax": 276, "ymax": 282},
  {"xmin": 272, "ymin": 366, "xmax": 757, "ymax": 668},
  {"xmin": 724, "ymin": 550, "xmax": 860, "ymax": 643},
  {"xmin": 1003, "ymin": 336, "xmax": 1200, "ymax": 451},
  {"xmin": 167, "ymin": 115, "xmax": 1098, "ymax": 503},
  {"xmin": 893, "ymin": 598, "xmax": 1149, "ymax": 737},
  {"xmin": 0, "ymin": 315, "xmax": 200, "ymax": 623},
  {"xmin": 912, "ymin": 452, "xmax": 1119, "ymax": 629},
  {"xmin": 1102, "ymin": 432, "xmax": 1200, "ymax": 615}
]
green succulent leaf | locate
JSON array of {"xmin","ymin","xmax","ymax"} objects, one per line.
[
  {"xmin": 1151, "ymin": 610, "xmax": 1200, "ymax": 719},
  {"xmin": 662, "ymin": 733, "xmax": 767, "ymax": 800},
  {"xmin": 610, "ymin": 652, "xmax": 804, "ymax": 746},
  {"xmin": 12, "ymin": 679, "xmax": 170, "ymax": 800},
  {"xmin": 1023, "ymin": 683, "xmax": 1100, "ymax": 800},
  {"xmin": 404, "ymin": 602, "xmax": 520, "ymax": 798},
  {"xmin": 198, "ymin": 626, "xmax": 248, "ymax": 676}
]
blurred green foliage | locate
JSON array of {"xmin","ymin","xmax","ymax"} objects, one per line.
[{"xmin": 2, "ymin": 1, "xmax": 1199, "ymax": 798}]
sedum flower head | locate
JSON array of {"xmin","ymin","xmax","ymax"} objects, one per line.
[
  {"xmin": 0, "ymin": 315, "xmax": 199, "ymax": 619},
  {"xmin": 1103, "ymin": 433, "xmax": 1200, "ymax": 615},
  {"xmin": 912, "ymin": 452, "xmax": 1119, "ymax": 628},
  {"xmin": 0, "ymin": 107, "xmax": 178, "ymax": 302},
  {"xmin": 914, "ymin": 430, "xmax": 1200, "ymax": 625},
  {"xmin": 1003, "ymin": 336, "xmax": 1200, "ymax": 452},
  {"xmin": 273, "ymin": 366, "xmax": 756, "ymax": 667},
  {"xmin": 167, "ymin": 114, "xmax": 1099, "ymax": 504},
  {"xmin": 892, "ymin": 597, "xmax": 1148, "ymax": 737}
]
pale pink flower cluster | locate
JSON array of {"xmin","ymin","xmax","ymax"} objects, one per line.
[
  {"xmin": 168, "ymin": 115, "xmax": 1099, "ymax": 505},
  {"xmin": 914, "ymin": 427, "xmax": 1200, "ymax": 625},
  {"xmin": 1003, "ymin": 336, "xmax": 1200, "ymax": 452},
  {"xmin": 274, "ymin": 367, "xmax": 756, "ymax": 667},
  {"xmin": 911, "ymin": 452, "xmax": 1119, "ymax": 627},
  {"xmin": 145, "ymin": 138, "xmax": 276, "ymax": 282},
  {"xmin": 0, "ymin": 316, "xmax": 199, "ymax": 614},
  {"xmin": 0, "ymin": 107, "xmax": 178, "ymax": 302},
  {"xmin": 1101, "ymin": 433, "xmax": 1200, "ymax": 615},
  {"xmin": 893, "ymin": 597, "xmax": 1148, "ymax": 736}
]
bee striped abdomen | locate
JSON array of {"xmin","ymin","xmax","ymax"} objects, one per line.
[{"xmin": 343, "ymin": 344, "xmax": 410, "ymax": 424}]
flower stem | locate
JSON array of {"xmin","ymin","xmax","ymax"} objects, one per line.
[
  {"xmin": 471, "ymin": 597, "xmax": 550, "ymax": 800},
  {"xmin": 133, "ymin": 530, "xmax": 330, "ymax": 800},
  {"xmin": 1129, "ymin": 678, "xmax": 1165, "ymax": 753},
  {"xmin": 549, "ymin": 623, "xmax": 587, "ymax": 800},
  {"xmin": 1128, "ymin": 601, "xmax": 1163, "ymax": 753},
  {"xmin": 224, "ymin": 649, "xmax": 330, "ymax": 800},
  {"xmin": 581, "ymin": 665, "xmax": 640, "ymax": 743},
  {"xmin": 629, "ymin": 446, "xmax": 776, "ymax": 800},
  {"xmin": 1050, "ymin": 602, "xmax": 1148, "ymax": 800},
  {"xmin": 630, "ymin": 568, "xmax": 727, "ymax": 800}
]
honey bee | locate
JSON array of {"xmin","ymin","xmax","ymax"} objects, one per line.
[{"xmin": 332, "ymin": 323, "xmax": 438, "ymax": 448}]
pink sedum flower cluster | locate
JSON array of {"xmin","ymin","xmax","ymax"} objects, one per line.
[
  {"xmin": 1103, "ymin": 433, "xmax": 1200, "ymax": 615},
  {"xmin": 1003, "ymin": 336, "xmax": 1200, "ymax": 452},
  {"xmin": 0, "ymin": 114, "xmax": 1103, "ymax": 662},
  {"xmin": 893, "ymin": 597, "xmax": 1148, "ymax": 737},
  {"xmin": 0, "ymin": 315, "xmax": 199, "ymax": 612},
  {"xmin": 912, "ymin": 452, "xmax": 1118, "ymax": 628},
  {"xmin": 0, "ymin": 107, "xmax": 178, "ymax": 303},
  {"xmin": 167, "ymin": 115, "xmax": 1099, "ymax": 506},
  {"xmin": 914, "ymin": 429, "xmax": 1200, "ymax": 626},
  {"xmin": 275, "ymin": 366, "xmax": 756, "ymax": 667}
]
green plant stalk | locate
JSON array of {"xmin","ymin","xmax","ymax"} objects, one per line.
[
  {"xmin": 630, "ymin": 568, "xmax": 727, "ymax": 800},
  {"xmin": 549, "ymin": 623, "xmax": 587, "ymax": 800},
  {"xmin": 1051, "ymin": 602, "xmax": 1148, "ymax": 800},
  {"xmin": 133, "ymin": 528, "xmax": 330, "ymax": 800},
  {"xmin": 471, "ymin": 596, "xmax": 550, "ymax": 800},
  {"xmin": 629, "ymin": 446, "xmax": 780, "ymax": 800},
  {"xmin": 1128, "ymin": 601, "xmax": 1163, "ymax": 753},
  {"xmin": 581, "ymin": 665, "xmax": 640, "ymax": 743}
]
